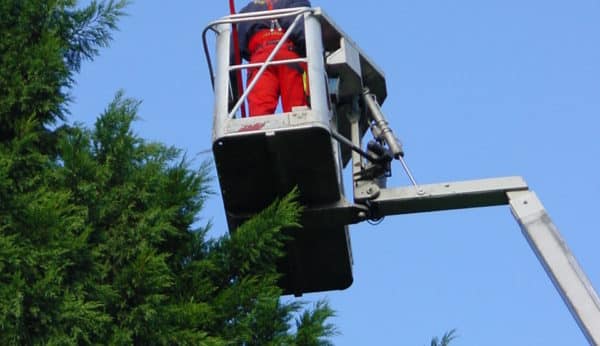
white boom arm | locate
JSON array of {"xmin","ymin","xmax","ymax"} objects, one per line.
[
  {"xmin": 359, "ymin": 177, "xmax": 600, "ymax": 345},
  {"xmin": 508, "ymin": 190, "xmax": 600, "ymax": 345}
]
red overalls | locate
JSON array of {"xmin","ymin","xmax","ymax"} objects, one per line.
[{"xmin": 246, "ymin": 29, "xmax": 307, "ymax": 116}]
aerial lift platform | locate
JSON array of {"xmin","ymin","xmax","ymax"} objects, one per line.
[{"xmin": 203, "ymin": 7, "xmax": 600, "ymax": 344}]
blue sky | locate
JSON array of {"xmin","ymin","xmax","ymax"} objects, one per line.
[{"xmin": 71, "ymin": 1, "xmax": 600, "ymax": 344}]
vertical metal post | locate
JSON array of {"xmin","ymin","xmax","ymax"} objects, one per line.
[
  {"xmin": 228, "ymin": 0, "xmax": 246, "ymax": 117},
  {"xmin": 347, "ymin": 101, "xmax": 363, "ymax": 182},
  {"xmin": 212, "ymin": 23, "xmax": 232, "ymax": 139},
  {"xmin": 304, "ymin": 12, "xmax": 328, "ymax": 120},
  {"xmin": 508, "ymin": 190, "xmax": 600, "ymax": 345}
]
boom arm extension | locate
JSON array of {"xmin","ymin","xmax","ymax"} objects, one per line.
[
  {"xmin": 341, "ymin": 91, "xmax": 600, "ymax": 344},
  {"xmin": 508, "ymin": 190, "xmax": 600, "ymax": 345},
  {"xmin": 353, "ymin": 176, "xmax": 600, "ymax": 345}
]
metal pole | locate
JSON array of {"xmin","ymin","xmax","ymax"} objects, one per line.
[
  {"xmin": 508, "ymin": 191, "xmax": 600, "ymax": 345},
  {"xmin": 229, "ymin": 0, "xmax": 247, "ymax": 117}
]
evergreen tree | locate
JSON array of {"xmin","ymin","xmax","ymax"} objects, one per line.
[
  {"xmin": 1, "ymin": 0, "xmax": 337, "ymax": 344},
  {"xmin": 430, "ymin": 329, "xmax": 457, "ymax": 346}
]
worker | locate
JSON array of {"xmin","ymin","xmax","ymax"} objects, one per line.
[{"xmin": 237, "ymin": 0, "xmax": 311, "ymax": 116}]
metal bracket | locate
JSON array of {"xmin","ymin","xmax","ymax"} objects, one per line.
[{"xmin": 354, "ymin": 180, "xmax": 381, "ymax": 202}]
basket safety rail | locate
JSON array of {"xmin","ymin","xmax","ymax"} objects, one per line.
[{"xmin": 202, "ymin": 7, "xmax": 313, "ymax": 118}]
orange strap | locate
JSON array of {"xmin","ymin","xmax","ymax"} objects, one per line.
[{"xmin": 266, "ymin": 0, "xmax": 274, "ymax": 10}]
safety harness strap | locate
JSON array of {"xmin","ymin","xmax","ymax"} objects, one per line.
[{"xmin": 265, "ymin": 0, "xmax": 282, "ymax": 31}]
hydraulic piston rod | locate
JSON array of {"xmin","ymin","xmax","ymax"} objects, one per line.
[
  {"xmin": 362, "ymin": 89, "xmax": 403, "ymax": 158},
  {"xmin": 362, "ymin": 89, "xmax": 422, "ymax": 193}
]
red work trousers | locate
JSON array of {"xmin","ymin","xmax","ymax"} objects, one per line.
[{"xmin": 247, "ymin": 30, "xmax": 307, "ymax": 116}]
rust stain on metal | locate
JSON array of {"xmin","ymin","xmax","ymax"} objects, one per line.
[{"xmin": 238, "ymin": 122, "xmax": 266, "ymax": 132}]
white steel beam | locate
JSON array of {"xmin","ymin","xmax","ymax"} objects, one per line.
[
  {"xmin": 370, "ymin": 176, "xmax": 528, "ymax": 217},
  {"xmin": 508, "ymin": 190, "xmax": 600, "ymax": 346}
]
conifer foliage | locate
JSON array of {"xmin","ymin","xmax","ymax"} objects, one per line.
[{"xmin": 0, "ymin": 1, "xmax": 336, "ymax": 344}]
